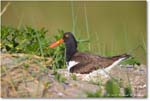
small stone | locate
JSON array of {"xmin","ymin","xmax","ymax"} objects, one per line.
[{"xmin": 58, "ymin": 92, "xmax": 64, "ymax": 96}]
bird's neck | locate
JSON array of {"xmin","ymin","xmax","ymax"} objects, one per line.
[{"xmin": 65, "ymin": 43, "xmax": 77, "ymax": 62}]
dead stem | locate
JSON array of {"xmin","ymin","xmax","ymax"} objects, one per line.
[{"xmin": 1, "ymin": 2, "xmax": 11, "ymax": 16}]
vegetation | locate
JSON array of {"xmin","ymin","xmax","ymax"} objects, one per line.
[
  {"xmin": 105, "ymin": 80, "xmax": 120, "ymax": 97},
  {"xmin": 70, "ymin": 73, "xmax": 77, "ymax": 80},
  {"xmin": 1, "ymin": 26, "xmax": 66, "ymax": 70},
  {"xmin": 86, "ymin": 89, "xmax": 102, "ymax": 98},
  {"xmin": 124, "ymin": 85, "xmax": 132, "ymax": 97},
  {"xmin": 1, "ymin": 1, "xmax": 146, "ymax": 98},
  {"xmin": 1, "ymin": 26, "xmax": 50, "ymax": 55},
  {"xmin": 1, "ymin": 26, "xmax": 144, "ymax": 98},
  {"xmin": 86, "ymin": 79, "xmax": 133, "ymax": 98},
  {"xmin": 52, "ymin": 71, "xmax": 66, "ymax": 83},
  {"xmin": 121, "ymin": 57, "xmax": 141, "ymax": 66},
  {"xmin": 50, "ymin": 30, "xmax": 66, "ymax": 70}
]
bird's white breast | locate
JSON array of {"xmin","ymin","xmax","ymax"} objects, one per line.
[{"xmin": 67, "ymin": 61, "xmax": 79, "ymax": 72}]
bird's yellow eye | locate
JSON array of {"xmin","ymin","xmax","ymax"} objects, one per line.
[{"xmin": 65, "ymin": 34, "xmax": 69, "ymax": 38}]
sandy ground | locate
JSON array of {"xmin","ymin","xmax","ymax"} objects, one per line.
[{"xmin": 1, "ymin": 53, "xmax": 147, "ymax": 98}]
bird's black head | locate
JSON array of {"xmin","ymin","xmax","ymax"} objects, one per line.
[
  {"xmin": 63, "ymin": 32, "xmax": 78, "ymax": 62},
  {"xmin": 49, "ymin": 32, "xmax": 78, "ymax": 62},
  {"xmin": 63, "ymin": 32, "xmax": 77, "ymax": 48}
]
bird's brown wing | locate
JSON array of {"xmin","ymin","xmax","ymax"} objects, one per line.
[
  {"xmin": 70, "ymin": 52, "xmax": 130, "ymax": 74},
  {"xmin": 69, "ymin": 52, "xmax": 119, "ymax": 74},
  {"xmin": 69, "ymin": 52, "xmax": 98, "ymax": 74}
]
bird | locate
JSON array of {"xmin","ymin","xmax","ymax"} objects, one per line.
[{"xmin": 49, "ymin": 32, "xmax": 130, "ymax": 74}]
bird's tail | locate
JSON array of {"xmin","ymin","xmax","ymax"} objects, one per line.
[
  {"xmin": 120, "ymin": 53, "xmax": 131, "ymax": 59},
  {"xmin": 111, "ymin": 53, "xmax": 131, "ymax": 61}
]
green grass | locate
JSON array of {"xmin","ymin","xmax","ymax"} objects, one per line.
[
  {"xmin": 70, "ymin": 73, "xmax": 77, "ymax": 80},
  {"xmin": 52, "ymin": 71, "xmax": 66, "ymax": 83},
  {"xmin": 104, "ymin": 80, "xmax": 120, "ymax": 97},
  {"xmin": 124, "ymin": 85, "xmax": 132, "ymax": 97},
  {"xmin": 84, "ymin": 3, "xmax": 91, "ymax": 51},
  {"xmin": 86, "ymin": 79, "xmax": 133, "ymax": 98},
  {"xmin": 140, "ymin": 32, "xmax": 146, "ymax": 54},
  {"xmin": 121, "ymin": 57, "xmax": 140, "ymax": 65},
  {"xmin": 86, "ymin": 89, "xmax": 102, "ymax": 98},
  {"xmin": 71, "ymin": 1, "xmax": 75, "ymax": 34}
]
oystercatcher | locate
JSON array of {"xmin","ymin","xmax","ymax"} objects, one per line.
[{"xmin": 49, "ymin": 32, "xmax": 130, "ymax": 74}]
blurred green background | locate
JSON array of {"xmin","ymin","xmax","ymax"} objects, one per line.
[{"xmin": 1, "ymin": 1, "xmax": 146, "ymax": 64}]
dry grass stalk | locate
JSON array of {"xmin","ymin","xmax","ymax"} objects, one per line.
[{"xmin": 0, "ymin": 2, "xmax": 10, "ymax": 16}]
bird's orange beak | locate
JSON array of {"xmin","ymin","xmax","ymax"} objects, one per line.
[{"xmin": 49, "ymin": 38, "xmax": 64, "ymax": 48}]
